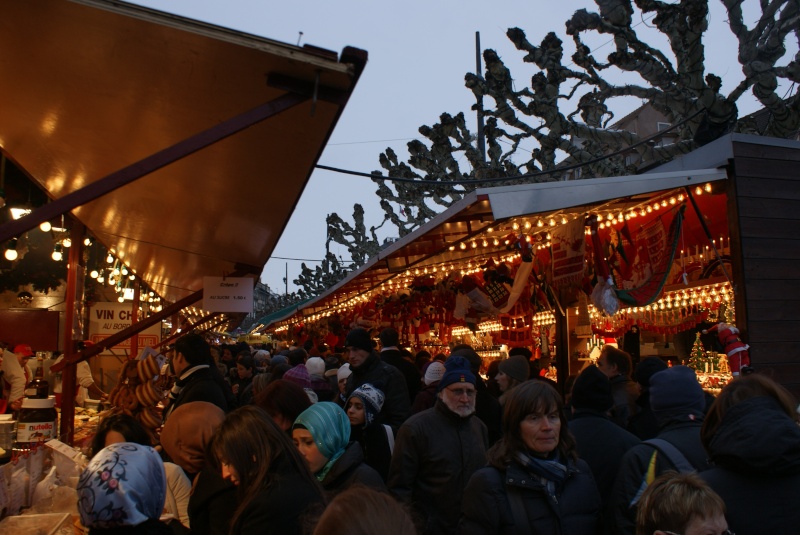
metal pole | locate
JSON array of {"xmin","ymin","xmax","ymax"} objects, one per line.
[{"xmin": 475, "ymin": 31, "xmax": 486, "ymax": 164}]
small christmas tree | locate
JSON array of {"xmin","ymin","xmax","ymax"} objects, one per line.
[{"xmin": 687, "ymin": 332, "xmax": 706, "ymax": 373}]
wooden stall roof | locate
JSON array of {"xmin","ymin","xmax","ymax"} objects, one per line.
[
  {"xmin": 0, "ymin": 0, "xmax": 366, "ymax": 325},
  {"xmin": 259, "ymin": 166, "xmax": 729, "ymax": 331}
]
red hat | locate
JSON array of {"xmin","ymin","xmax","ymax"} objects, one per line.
[{"xmin": 14, "ymin": 344, "xmax": 34, "ymax": 357}]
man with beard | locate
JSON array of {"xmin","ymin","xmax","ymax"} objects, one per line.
[{"xmin": 388, "ymin": 355, "xmax": 488, "ymax": 535}]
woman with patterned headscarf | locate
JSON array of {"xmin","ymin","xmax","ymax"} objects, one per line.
[
  {"xmin": 292, "ymin": 401, "xmax": 385, "ymax": 497},
  {"xmin": 346, "ymin": 383, "xmax": 394, "ymax": 482},
  {"xmin": 77, "ymin": 442, "xmax": 172, "ymax": 534}
]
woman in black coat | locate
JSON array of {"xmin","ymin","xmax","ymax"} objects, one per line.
[
  {"xmin": 460, "ymin": 381, "xmax": 601, "ymax": 535},
  {"xmin": 700, "ymin": 374, "xmax": 800, "ymax": 535},
  {"xmin": 210, "ymin": 406, "xmax": 324, "ymax": 535}
]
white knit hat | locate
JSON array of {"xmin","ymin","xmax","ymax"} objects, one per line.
[
  {"xmin": 424, "ymin": 361, "xmax": 445, "ymax": 386},
  {"xmin": 306, "ymin": 356, "xmax": 325, "ymax": 377},
  {"xmin": 337, "ymin": 362, "xmax": 352, "ymax": 381}
]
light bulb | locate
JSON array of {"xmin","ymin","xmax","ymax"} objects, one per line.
[
  {"xmin": 84, "ymin": 237, "xmax": 92, "ymax": 246},
  {"xmin": 40, "ymin": 221, "xmax": 52, "ymax": 232},
  {"xmin": 52, "ymin": 244, "xmax": 63, "ymax": 261},
  {"xmin": 118, "ymin": 295, "xmax": 125, "ymax": 303},
  {"xmin": 62, "ymin": 238, "xmax": 71, "ymax": 248},
  {"xmin": 97, "ymin": 275, "xmax": 105, "ymax": 283},
  {"xmin": 106, "ymin": 253, "xmax": 114, "ymax": 263},
  {"xmin": 5, "ymin": 248, "xmax": 18, "ymax": 261},
  {"xmin": 90, "ymin": 270, "xmax": 99, "ymax": 278}
]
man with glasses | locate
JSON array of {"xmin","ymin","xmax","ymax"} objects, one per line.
[{"xmin": 389, "ymin": 355, "xmax": 488, "ymax": 535}]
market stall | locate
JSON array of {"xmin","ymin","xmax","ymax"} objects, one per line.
[
  {"xmin": 260, "ymin": 134, "xmax": 800, "ymax": 398},
  {"xmin": 0, "ymin": 0, "xmax": 367, "ymax": 523}
]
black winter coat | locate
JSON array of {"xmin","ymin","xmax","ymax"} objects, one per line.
[
  {"xmin": 187, "ymin": 469, "xmax": 237, "ymax": 535},
  {"xmin": 569, "ymin": 409, "xmax": 640, "ymax": 534},
  {"xmin": 381, "ymin": 348, "xmax": 421, "ymax": 403},
  {"xmin": 608, "ymin": 375, "xmax": 639, "ymax": 429},
  {"xmin": 164, "ymin": 367, "xmax": 229, "ymax": 422},
  {"xmin": 347, "ymin": 352, "xmax": 410, "ymax": 432},
  {"xmin": 612, "ymin": 412, "xmax": 710, "ymax": 535},
  {"xmin": 320, "ymin": 441, "xmax": 386, "ymax": 497},
  {"xmin": 351, "ymin": 423, "xmax": 393, "ymax": 482},
  {"xmin": 229, "ymin": 455, "xmax": 324, "ymax": 535},
  {"xmin": 701, "ymin": 396, "xmax": 800, "ymax": 535},
  {"xmin": 389, "ymin": 399, "xmax": 488, "ymax": 535},
  {"xmin": 460, "ymin": 457, "xmax": 602, "ymax": 535}
]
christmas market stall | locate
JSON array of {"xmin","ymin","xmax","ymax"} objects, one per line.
[
  {"xmin": 260, "ymin": 133, "xmax": 800, "ymax": 399},
  {"xmin": 0, "ymin": 0, "xmax": 366, "ymax": 522}
]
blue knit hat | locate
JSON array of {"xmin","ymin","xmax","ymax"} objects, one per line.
[{"xmin": 437, "ymin": 355, "xmax": 476, "ymax": 392}]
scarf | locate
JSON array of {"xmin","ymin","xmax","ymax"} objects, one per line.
[
  {"xmin": 293, "ymin": 402, "xmax": 350, "ymax": 482},
  {"xmin": 77, "ymin": 442, "xmax": 166, "ymax": 528},
  {"xmin": 515, "ymin": 450, "xmax": 568, "ymax": 496}
]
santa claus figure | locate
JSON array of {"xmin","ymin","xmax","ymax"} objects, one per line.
[{"xmin": 703, "ymin": 322, "xmax": 750, "ymax": 376}]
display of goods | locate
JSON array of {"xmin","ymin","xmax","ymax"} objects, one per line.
[{"xmin": 106, "ymin": 355, "xmax": 164, "ymax": 429}]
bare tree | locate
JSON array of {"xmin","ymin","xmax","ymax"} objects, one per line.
[{"xmin": 301, "ymin": 0, "xmax": 799, "ymax": 297}]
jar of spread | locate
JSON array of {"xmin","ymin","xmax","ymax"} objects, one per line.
[{"xmin": 15, "ymin": 396, "xmax": 57, "ymax": 451}]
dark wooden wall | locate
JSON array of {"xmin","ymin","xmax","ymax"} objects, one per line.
[{"xmin": 730, "ymin": 140, "xmax": 800, "ymax": 399}]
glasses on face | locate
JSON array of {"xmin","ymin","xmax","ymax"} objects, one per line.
[{"xmin": 446, "ymin": 387, "xmax": 476, "ymax": 398}]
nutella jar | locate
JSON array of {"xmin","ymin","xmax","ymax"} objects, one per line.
[{"xmin": 15, "ymin": 396, "xmax": 57, "ymax": 451}]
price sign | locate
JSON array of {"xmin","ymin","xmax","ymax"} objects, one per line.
[{"xmin": 203, "ymin": 277, "xmax": 253, "ymax": 312}]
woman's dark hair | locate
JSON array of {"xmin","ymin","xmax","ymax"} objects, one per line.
[
  {"xmin": 90, "ymin": 413, "xmax": 152, "ymax": 458},
  {"xmin": 254, "ymin": 379, "xmax": 312, "ymax": 424},
  {"xmin": 236, "ymin": 354, "xmax": 255, "ymax": 371},
  {"xmin": 414, "ymin": 350, "xmax": 431, "ymax": 371},
  {"xmin": 312, "ymin": 485, "xmax": 416, "ymax": 535},
  {"xmin": 701, "ymin": 373, "xmax": 799, "ymax": 451},
  {"xmin": 487, "ymin": 380, "xmax": 577, "ymax": 468},
  {"xmin": 209, "ymin": 406, "xmax": 323, "ymax": 533},
  {"xmin": 268, "ymin": 363, "xmax": 292, "ymax": 383}
]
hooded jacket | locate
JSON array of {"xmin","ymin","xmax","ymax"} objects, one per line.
[
  {"xmin": 701, "ymin": 396, "xmax": 800, "ymax": 535},
  {"xmin": 611, "ymin": 412, "xmax": 710, "ymax": 535}
]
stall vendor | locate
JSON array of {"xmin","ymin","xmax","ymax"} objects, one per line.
[
  {"xmin": 52, "ymin": 353, "xmax": 107, "ymax": 407},
  {"xmin": 1, "ymin": 343, "xmax": 33, "ymax": 412}
]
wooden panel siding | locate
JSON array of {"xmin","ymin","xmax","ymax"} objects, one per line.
[
  {"xmin": 739, "ymin": 217, "xmax": 800, "ymax": 239},
  {"xmin": 731, "ymin": 140, "xmax": 800, "ymax": 392}
]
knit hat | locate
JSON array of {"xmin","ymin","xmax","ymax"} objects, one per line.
[
  {"xmin": 270, "ymin": 354, "xmax": 288, "ymax": 367},
  {"xmin": 344, "ymin": 328, "xmax": 374, "ymax": 353},
  {"xmin": 424, "ymin": 361, "xmax": 446, "ymax": 386},
  {"xmin": 160, "ymin": 401, "xmax": 225, "ymax": 475},
  {"xmin": 499, "ymin": 354, "xmax": 531, "ymax": 383},
  {"xmin": 649, "ymin": 365, "xmax": 705, "ymax": 417},
  {"xmin": 571, "ymin": 365, "xmax": 613, "ymax": 412},
  {"xmin": 337, "ymin": 362, "xmax": 352, "ymax": 381},
  {"xmin": 635, "ymin": 357, "xmax": 669, "ymax": 388},
  {"xmin": 347, "ymin": 383, "xmax": 385, "ymax": 427},
  {"xmin": 77, "ymin": 442, "xmax": 166, "ymax": 529},
  {"xmin": 283, "ymin": 364, "xmax": 311, "ymax": 389},
  {"xmin": 437, "ymin": 356, "xmax": 476, "ymax": 392},
  {"xmin": 306, "ymin": 357, "xmax": 326, "ymax": 377}
]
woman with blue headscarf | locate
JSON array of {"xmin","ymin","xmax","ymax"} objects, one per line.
[{"xmin": 293, "ymin": 401, "xmax": 385, "ymax": 496}]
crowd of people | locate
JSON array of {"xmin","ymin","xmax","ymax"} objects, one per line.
[{"xmin": 72, "ymin": 328, "xmax": 800, "ymax": 535}]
